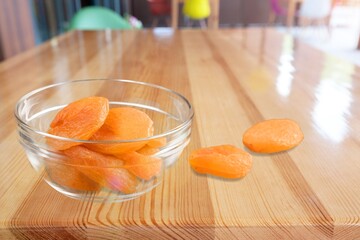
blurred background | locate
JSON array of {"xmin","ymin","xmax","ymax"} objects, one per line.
[{"xmin": 0, "ymin": 0, "xmax": 359, "ymax": 63}]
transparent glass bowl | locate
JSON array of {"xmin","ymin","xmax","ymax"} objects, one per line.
[{"xmin": 15, "ymin": 79, "xmax": 193, "ymax": 202}]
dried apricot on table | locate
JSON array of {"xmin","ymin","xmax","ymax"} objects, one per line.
[
  {"xmin": 47, "ymin": 96, "xmax": 109, "ymax": 150},
  {"xmin": 242, "ymin": 119, "xmax": 304, "ymax": 153},
  {"xmin": 189, "ymin": 145, "xmax": 252, "ymax": 179},
  {"xmin": 87, "ymin": 107, "xmax": 153, "ymax": 154}
]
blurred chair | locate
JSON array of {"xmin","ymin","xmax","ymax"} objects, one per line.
[
  {"xmin": 147, "ymin": 0, "xmax": 171, "ymax": 27},
  {"xmin": 68, "ymin": 6, "xmax": 132, "ymax": 30},
  {"xmin": 183, "ymin": 0, "xmax": 211, "ymax": 28},
  {"xmin": 298, "ymin": 0, "xmax": 333, "ymax": 28},
  {"xmin": 268, "ymin": 0, "xmax": 287, "ymax": 25}
]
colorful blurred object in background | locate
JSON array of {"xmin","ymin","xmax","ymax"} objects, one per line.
[
  {"xmin": 147, "ymin": 0, "xmax": 171, "ymax": 27},
  {"xmin": 183, "ymin": 0, "xmax": 211, "ymax": 28}
]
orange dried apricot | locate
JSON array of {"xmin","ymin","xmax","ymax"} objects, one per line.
[
  {"xmin": 86, "ymin": 127, "xmax": 147, "ymax": 155},
  {"xmin": 45, "ymin": 161, "xmax": 100, "ymax": 191},
  {"xmin": 62, "ymin": 145, "xmax": 120, "ymax": 184},
  {"xmin": 47, "ymin": 96, "xmax": 109, "ymax": 150},
  {"xmin": 62, "ymin": 145, "xmax": 122, "ymax": 166},
  {"xmin": 147, "ymin": 137, "xmax": 167, "ymax": 148},
  {"xmin": 62, "ymin": 145, "xmax": 138, "ymax": 194},
  {"xmin": 242, "ymin": 119, "xmax": 304, "ymax": 153},
  {"xmin": 137, "ymin": 145, "xmax": 159, "ymax": 155},
  {"xmin": 118, "ymin": 152, "xmax": 162, "ymax": 181},
  {"xmin": 86, "ymin": 107, "xmax": 153, "ymax": 154},
  {"xmin": 104, "ymin": 107, "xmax": 153, "ymax": 138},
  {"xmin": 104, "ymin": 168, "xmax": 138, "ymax": 194},
  {"xmin": 189, "ymin": 145, "xmax": 252, "ymax": 179}
]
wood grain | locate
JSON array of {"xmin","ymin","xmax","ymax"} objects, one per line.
[{"xmin": 1, "ymin": 29, "xmax": 360, "ymax": 239}]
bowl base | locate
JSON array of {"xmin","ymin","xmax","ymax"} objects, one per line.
[{"xmin": 46, "ymin": 179, "xmax": 162, "ymax": 202}]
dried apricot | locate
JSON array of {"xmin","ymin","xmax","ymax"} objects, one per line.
[
  {"xmin": 147, "ymin": 137, "xmax": 167, "ymax": 148},
  {"xmin": 47, "ymin": 96, "xmax": 109, "ymax": 150},
  {"xmin": 242, "ymin": 119, "xmax": 304, "ymax": 153},
  {"xmin": 62, "ymin": 145, "xmax": 122, "ymax": 167},
  {"xmin": 86, "ymin": 127, "xmax": 147, "ymax": 155},
  {"xmin": 104, "ymin": 168, "xmax": 138, "ymax": 194},
  {"xmin": 62, "ymin": 145, "xmax": 120, "ymax": 185},
  {"xmin": 86, "ymin": 107, "xmax": 153, "ymax": 154},
  {"xmin": 118, "ymin": 152, "xmax": 162, "ymax": 181},
  {"xmin": 45, "ymin": 161, "xmax": 100, "ymax": 191},
  {"xmin": 189, "ymin": 145, "xmax": 252, "ymax": 179},
  {"xmin": 62, "ymin": 146, "xmax": 138, "ymax": 194},
  {"xmin": 104, "ymin": 107, "xmax": 153, "ymax": 137},
  {"xmin": 137, "ymin": 145, "xmax": 159, "ymax": 155}
]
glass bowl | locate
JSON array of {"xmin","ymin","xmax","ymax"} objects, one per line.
[{"xmin": 15, "ymin": 79, "xmax": 193, "ymax": 202}]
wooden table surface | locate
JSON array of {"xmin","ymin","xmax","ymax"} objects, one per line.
[{"xmin": 1, "ymin": 28, "xmax": 360, "ymax": 239}]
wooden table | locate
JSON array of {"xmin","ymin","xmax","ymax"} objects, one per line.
[
  {"xmin": 171, "ymin": 0, "xmax": 220, "ymax": 29},
  {"xmin": 1, "ymin": 28, "xmax": 360, "ymax": 239}
]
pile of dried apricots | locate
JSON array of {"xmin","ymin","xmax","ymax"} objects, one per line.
[
  {"xmin": 46, "ymin": 96, "xmax": 164, "ymax": 193},
  {"xmin": 47, "ymin": 96, "xmax": 304, "ymax": 193},
  {"xmin": 189, "ymin": 119, "xmax": 304, "ymax": 179}
]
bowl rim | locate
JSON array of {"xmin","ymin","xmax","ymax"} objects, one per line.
[{"xmin": 14, "ymin": 79, "xmax": 194, "ymax": 144}]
